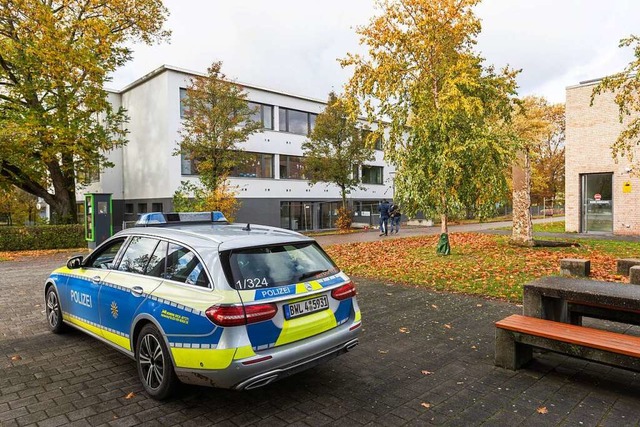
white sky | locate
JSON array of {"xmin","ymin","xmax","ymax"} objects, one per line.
[{"xmin": 108, "ymin": 0, "xmax": 640, "ymax": 104}]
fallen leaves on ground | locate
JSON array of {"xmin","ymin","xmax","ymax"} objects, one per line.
[
  {"xmin": 10, "ymin": 355, "xmax": 21, "ymax": 361},
  {"xmin": 537, "ymin": 406, "xmax": 548, "ymax": 414},
  {"xmin": 326, "ymin": 233, "xmax": 635, "ymax": 302},
  {"xmin": 421, "ymin": 370, "xmax": 433, "ymax": 375},
  {"xmin": 0, "ymin": 248, "xmax": 89, "ymax": 261},
  {"xmin": 124, "ymin": 392, "xmax": 135, "ymax": 399},
  {"xmin": 399, "ymin": 327, "xmax": 410, "ymax": 333},
  {"xmin": 421, "ymin": 402, "xmax": 431, "ymax": 409}
]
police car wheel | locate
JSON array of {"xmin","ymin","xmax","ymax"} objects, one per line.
[
  {"xmin": 45, "ymin": 287, "xmax": 66, "ymax": 333},
  {"xmin": 136, "ymin": 324, "xmax": 177, "ymax": 400}
]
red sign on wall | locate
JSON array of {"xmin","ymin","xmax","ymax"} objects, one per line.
[{"xmin": 594, "ymin": 193, "xmax": 602, "ymax": 201}]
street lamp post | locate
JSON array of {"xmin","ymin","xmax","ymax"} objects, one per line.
[{"xmin": 388, "ymin": 171, "xmax": 397, "ymax": 199}]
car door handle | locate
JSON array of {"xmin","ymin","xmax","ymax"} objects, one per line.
[
  {"xmin": 91, "ymin": 276, "xmax": 102, "ymax": 285},
  {"xmin": 131, "ymin": 286, "xmax": 144, "ymax": 297}
]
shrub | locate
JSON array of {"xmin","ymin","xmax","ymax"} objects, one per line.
[
  {"xmin": 0, "ymin": 224, "xmax": 85, "ymax": 251},
  {"xmin": 335, "ymin": 206, "xmax": 353, "ymax": 231}
]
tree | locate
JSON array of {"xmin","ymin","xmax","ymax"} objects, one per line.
[
  {"xmin": 342, "ymin": 0, "xmax": 518, "ymax": 250},
  {"xmin": 592, "ymin": 35, "xmax": 640, "ymax": 168},
  {"xmin": 301, "ymin": 92, "xmax": 375, "ymax": 229},
  {"xmin": 0, "ymin": 186, "xmax": 38, "ymax": 225},
  {"xmin": 510, "ymin": 97, "xmax": 557, "ymax": 246},
  {"xmin": 175, "ymin": 61, "xmax": 262, "ymax": 196},
  {"xmin": 531, "ymin": 103, "xmax": 565, "ymax": 205},
  {"xmin": 0, "ymin": 0, "xmax": 169, "ymax": 223}
]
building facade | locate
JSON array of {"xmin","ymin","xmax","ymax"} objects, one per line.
[
  {"xmin": 565, "ymin": 79, "xmax": 640, "ymax": 235},
  {"xmin": 81, "ymin": 65, "xmax": 395, "ymax": 231}
]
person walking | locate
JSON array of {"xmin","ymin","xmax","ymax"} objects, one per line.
[
  {"xmin": 389, "ymin": 202, "xmax": 401, "ymax": 234},
  {"xmin": 378, "ymin": 199, "xmax": 390, "ymax": 236}
]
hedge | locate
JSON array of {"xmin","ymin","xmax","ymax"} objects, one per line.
[{"xmin": 0, "ymin": 224, "xmax": 85, "ymax": 251}]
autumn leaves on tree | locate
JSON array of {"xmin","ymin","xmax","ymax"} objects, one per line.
[
  {"xmin": 0, "ymin": 0, "xmax": 169, "ymax": 223},
  {"xmin": 342, "ymin": 0, "xmax": 519, "ymax": 247}
]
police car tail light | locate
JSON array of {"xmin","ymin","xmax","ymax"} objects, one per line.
[
  {"xmin": 206, "ymin": 303, "xmax": 277, "ymax": 327},
  {"xmin": 331, "ymin": 281, "xmax": 357, "ymax": 301}
]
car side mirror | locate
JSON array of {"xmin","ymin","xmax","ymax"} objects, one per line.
[{"xmin": 67, "ymin": 255, "xmax": 84, "ymax": 270}]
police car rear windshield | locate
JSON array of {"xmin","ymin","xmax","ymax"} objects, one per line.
[{"xmin": 225, "ymin": 242, "xmax": 338, "ymax": 290}]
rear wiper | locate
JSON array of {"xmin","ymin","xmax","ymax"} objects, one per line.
[{"xmin": 297, "ymin": 269, "xmax": 329, "ymax": 281}]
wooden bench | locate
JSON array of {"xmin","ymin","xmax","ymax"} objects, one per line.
[{"xmin": 495, "ymin": 314, "xmax": 640, "ymax": 371}]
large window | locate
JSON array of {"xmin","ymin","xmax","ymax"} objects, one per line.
[
  {"xmin": 280, "ymin": 155, "xmax": 305, "ymax": 179},
  {"xmin": 279, "ymin": 108, "xmax": 317, "ymax": 135},
  {"xmin": 248, "ymin": 102, "xmax": 273, "ymax": 129},
  {"xmin": 362, "ymin": 165, "xmax": 383, "ymax": 185},
  {"xmin": 362, "ymin": 130, "xmax": 383, "ymax": 150},
  {"xmin": 230, "ymin": 152, "xmax": 274, "ymax": 178}
]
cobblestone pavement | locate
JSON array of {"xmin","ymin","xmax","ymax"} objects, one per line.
[{"xmin": 2, "ymin": 252, "xmax": 640, "ymax": 426}]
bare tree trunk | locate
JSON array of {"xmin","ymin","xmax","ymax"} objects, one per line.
[{"xmin": 511, "ymin": 150, "xmax": 534, "ymax": 246}]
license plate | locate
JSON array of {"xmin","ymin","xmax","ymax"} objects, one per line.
[{"xmin": 284, "ymin": 295, "xmax": 329, "ymax": 319}]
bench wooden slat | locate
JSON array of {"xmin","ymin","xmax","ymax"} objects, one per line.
[{"xmin": 496, "ymin": 314, "xmax": 640, "ymax": 359}]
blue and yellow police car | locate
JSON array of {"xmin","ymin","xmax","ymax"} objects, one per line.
[{"xmin": 44, "ymin": 212, "xmax": 361, "ymax": 399}]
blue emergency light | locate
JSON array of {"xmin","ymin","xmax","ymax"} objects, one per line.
[{"xmin": 135, "ymin": 211, "xmax": 229, "ymax": 227}]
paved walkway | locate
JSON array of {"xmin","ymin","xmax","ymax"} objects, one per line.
[{"xmin": 2, "ymin": 225, "xmax": 640, "ymax": 425}]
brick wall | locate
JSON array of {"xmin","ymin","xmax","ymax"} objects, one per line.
[{"xmin": 565, "ymin": 82, "xmax": 640, "ymax": 235}]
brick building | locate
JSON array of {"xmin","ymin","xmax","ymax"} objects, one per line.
[{"xmin": 565, "ymin": 79, "xmax": 640, "ymax": 235}]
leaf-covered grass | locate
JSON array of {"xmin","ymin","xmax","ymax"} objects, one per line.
[
  {"xmin": 532, "ymin": 221, "xmax": 566, "ymax": 233},
  {"xmin": 326, "ymin": 233, "xmax": 637, "ymax": 302}
]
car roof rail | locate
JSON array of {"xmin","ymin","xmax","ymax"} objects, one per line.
[{"xmin": 135, "ymin": 211, "xmax": 229, "ymax": 227}]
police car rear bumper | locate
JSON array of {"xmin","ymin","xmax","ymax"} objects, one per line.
[{"xmin": 174, "ymin": 320, "xmax": 361, "ymax": 389}]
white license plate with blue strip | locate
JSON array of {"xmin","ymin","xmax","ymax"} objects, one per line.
[{"xmin": 284, "ymin": 295, "xmax": 329, "ymax": 319}]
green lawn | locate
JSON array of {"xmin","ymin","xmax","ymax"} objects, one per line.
[{"xmin": 533, "ymin": 221, "xmax": 566, "ymax": 233}]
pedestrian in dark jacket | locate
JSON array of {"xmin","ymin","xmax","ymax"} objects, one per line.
[
  {"xmin": 389, "ymin": 202, "xmax": 401, "ymax": 234},
  {"xmin": 378, "ymin": 199, "xmax": 390, "ymax": 236}
]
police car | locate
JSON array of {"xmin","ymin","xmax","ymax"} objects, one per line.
[{"xmin": 44, "ymin": 212, "xmax": 361, "ymax": 399}]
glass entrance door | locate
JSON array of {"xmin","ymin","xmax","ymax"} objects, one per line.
[{"xmin": 581, "ymin": 173, "xmax": 613, "ymax": 233}]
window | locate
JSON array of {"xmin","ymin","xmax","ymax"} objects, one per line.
[
  {"xmin": 77, "ymin": 166, "xmax": 100, "ymax": 184},
  {"xmin": 179, "ymin": 88, "xmax": 188, "ymax": 118},
  {"xmin": 230, "ymin": 152, "xmax": 274, "ymax": 178},
  {"xmin": 181, "ymin": 153, "xmax": 199, "ymax": 175},
  {"xmin": 146, "ymin": 240, "xmax": 168, "ymax": 278},
  {"xmin": 248, "ymin": 102, "xmax": 273, "ymax": 129},
  {"xmin": 125, "ymin": 204, "xmax": 134, "ymax": 215},
  {"xmin": 362, "ymin": 166, "xmax": 383, "ymax": 185},
  {"xmin": 86, "ymin": 238, "xmax": 126, "ymax": 269},
  {"xmin": 226, "ymin": 242, "xmax": 338, "ymax": 290},
  {"xmin": 138, "ymin": 203, "xmax": 148, "ymax": 214},
  {"xmin": 280, "ymin": 155, "xmax": 305, "ymax": 179},
  {"xmin": 278, "ymin": 108, "xmax": 317, "ymax": 135},
  {"xmin": 166, "ymin": 243, "xmax": 210, "ymax": 287},
  {"xmin": 152, "ymin": 202, "xmax": 163, "ymax": 212},
  {"xmin": 118, "ymin": 237, "xmax": 160, "ymax": 275},
  {"xmin": 361, "ymin": 129, "xmax": 383, "ymax": 150}
]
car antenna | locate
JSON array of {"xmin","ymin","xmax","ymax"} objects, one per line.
[{"xmin": 242, "ymin": 223, "xmax": 251, "ymax": 231}]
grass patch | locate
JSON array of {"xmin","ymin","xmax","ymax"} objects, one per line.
[
  {"xmin": 325, "ymin": 233, "xmax": 636, "ymax": 302},
  {"xmin": 533, "ymin": 221, "xmax": 566, "ymax": 233}
]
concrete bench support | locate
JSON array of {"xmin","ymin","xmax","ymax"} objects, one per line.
[
  {"xmin": 560, "ymin": 258, "xmax": 590, "ymax": 277},
  {"xmin": 630, "ymin": 266, "xmax": 640, "ymax": 285},
  {"xmin": 617, "ymin": 259, "xmax": 640, "ymax": 276}
]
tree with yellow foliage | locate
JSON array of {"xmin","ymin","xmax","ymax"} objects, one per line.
[
  {"xmin": 342, "ymin": 0, "xmax": 518, "ymax": 253},
  {"xmin": 0, "ymin": 0, "xmax": 169, "ymax": 223}
]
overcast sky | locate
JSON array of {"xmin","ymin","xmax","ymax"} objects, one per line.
[{"xmin": 108, "ymin": 0, "xmax": 640, "ymax": 104}]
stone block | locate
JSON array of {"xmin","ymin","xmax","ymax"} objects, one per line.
[
  {"xmin": 630, "ymin": 266, "xmax": 640, "ymax": 285},
  {"xmin": 560, "ymin": 258, "xmax": 590, "ymax": 277},
  {"xmin": 617, "ymin": 258, "xmax": 640, "ymax": 276}
]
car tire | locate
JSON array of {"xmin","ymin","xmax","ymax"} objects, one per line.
[
  {"xmin": 136, "ymin": 324, "xmax": 177, "ymax": 400},
  {"xmin": 45, "ymin": 286, "xmax": 66, "ymax": 334}
]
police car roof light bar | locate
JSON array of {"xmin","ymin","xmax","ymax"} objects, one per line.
[{"xmin": 136, "ymin": 211, "xmax": 229, "ymax": 227}]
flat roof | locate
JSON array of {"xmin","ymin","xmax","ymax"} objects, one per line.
[{"xmin": 109, "ymin": 64, "xmax": 328, "ymax": 105}]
